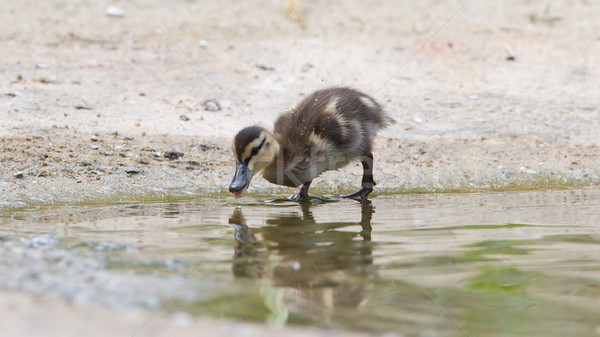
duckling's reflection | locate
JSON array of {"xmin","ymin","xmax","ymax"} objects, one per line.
[{"xmin": 229, "ymin": 202, "xmax": 375, "ymax": 321}]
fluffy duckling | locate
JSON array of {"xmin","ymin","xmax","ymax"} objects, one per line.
[{"xmin": 229, "ymin": 87, "xmax": 394, "ymax": 201}]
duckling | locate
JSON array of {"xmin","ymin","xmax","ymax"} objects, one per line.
[{"xmin": 229, "ymin": 87, "xmax": 394, "ymax": 201}]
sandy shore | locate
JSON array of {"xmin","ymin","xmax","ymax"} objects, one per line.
[
  {"xmin": 1, "ymin": 0, "xmax": 599, "ymax": 335},
  {"xmin": 2, "ymin": 1, "xmax": 599, "ymax": 210}
]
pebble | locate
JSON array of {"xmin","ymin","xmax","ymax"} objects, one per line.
[
  {"xmin": 256, "ymin": 64, "xmax": 275, "ymax": 71},
  {"xmin": 151, "ymin": 152, "xmax": 161, "ymax": 157},
  {"xmin": 90, "ymin": 145, "xmax": 99, "ymax": 150},
  {"xmin": 125, "ymin": 167, "xmax": 142, "ymax": 174},
  {"xmin": 199, "ymin": 39, "xmax": 208, "ymax": 48},
  {"xmin": 505, "ymin": 44, "xmax": 516, "ymax": 61},
  {"xmin": 105, "ymin": 6, "xmax": 124, "ymax": 17},
  {"xmin": 13, "ymin": 171, "xmax": 24, "ymax": 179},
  {"xmin": 468, "ymin": 94, "xmax": 479, "ymax": 100},
  {"xmin": 114, "ymin": 145, "xmax": 124, "ymax": 151},
  {"xmin": 519, "ymin": 166, "xmax": 536, "ymax": 174},
  {"xmin": 180, "ymin": 114, "xmax": 190, "ymax": 121},
  {"xmin": 39, "ymin": 76, "xmax": 59, "ymax": 84},
  {"xmin": 37, "ymin": 171, "xmax": 51, "ymax": 177},
  {"xmin": 35, "ymin": 64, "xmax": 49, "ymax": 69},
  {"xmin": 203, "ymin": 99, "xmax": 221, "ymax": 111},
  {"xmin": 164, "ymin": 150, "xmax": 184, "ymax": 160}
]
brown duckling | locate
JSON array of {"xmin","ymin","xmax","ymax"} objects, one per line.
[{"xmin": 229, "ymin": 87, "xmax": 394, "ymax": 201}]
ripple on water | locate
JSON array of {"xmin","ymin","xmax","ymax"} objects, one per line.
[{"xmin": 0, "ymin": 188, "xmax": 599, "ymax": 336}]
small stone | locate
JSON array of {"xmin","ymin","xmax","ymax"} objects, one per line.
[
  {"xmin": 114, "ymin": 145, "xmax": 124, "ymax": 151},
  {"xmin": 91, "ymin": 135, "xmax": 99, "ymax": 142},
  {"xmin": 125, "ymin": 167, "xmax": 142, "ymax": 174},
  {"xmin": 106, "ymin": 6, "xmax": 124, "ymax": 17},
  {"xmin": 165, "ymin": 150, "xmax": 184, "ymax": 160},
  {"xmin": 199, "ymin": 39, "xmax": 208, "ymax": 48},
  {"xmin": 35, "ymin": 64, "xmax": 49, "ymax": 69},
  {"xmin": 180, "ymin": 114, "xmax": 190, "ymax": 121},
  {"xmin": 151, "ymin": 152, "xmax": 161, "ymax": 157},
  {"xmin": 37, "ymin": 171, "xmax": 51, "ymax": 177},
  {"xmin": 90, "ymin": 145, "xmax": 99, "ymax": 150},
  {"xmin": 505, "ymin": 44, "xmax": 516, "ymax": 61},
  {"xmin": 468, "ymin": 94, "xmax": 479, "ymax": 100},
  {"xmin": 256, "ymin": 64, "xmax": 275, "ymax": 71},
  {"xmin": 519, "ymin": 166, "xmax": 536, "ymax": 174},
  {"xmin": 13, "ymin": 171, "xmax": 24, "ymax": 179},
  {"xmin": 203, "ymin": 99, "xmax": 221, "ymax": 111},
  {"xmin": 39, "ymin": 76, "xmax": 59, "ymax": 84}
]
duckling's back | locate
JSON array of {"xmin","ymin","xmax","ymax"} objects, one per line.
[
  {"xmin": 268, "ymin": 87, "xmax": 393, "ymax": 186},
  {"xmin": 275, "ymin": 87, "xmax": 392, "ymax": 155}
]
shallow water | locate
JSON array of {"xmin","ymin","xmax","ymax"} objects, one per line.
[{"xmin": 1, "ymin": 188, "xmax": 600, "ymax": 336}]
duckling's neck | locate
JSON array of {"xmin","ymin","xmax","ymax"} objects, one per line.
[{"xmin": 260, "ymin": 139, "xmax": 286, "ymax": 186}]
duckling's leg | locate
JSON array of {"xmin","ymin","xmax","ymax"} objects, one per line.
[
  {"xmin": 342, "ymin": 153, "xmax": 375, "ymax": 201},
  {"xmin": 290, "ymin": 180, "xmax": 312, "ymax": 201}
]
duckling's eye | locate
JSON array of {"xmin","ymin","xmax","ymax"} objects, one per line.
[{"xmin": 249, "ymin": 138, "xmax": 266, "ymax": 157}]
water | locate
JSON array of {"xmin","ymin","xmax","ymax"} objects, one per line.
[{"xmin": 1, "ymin": 188, "xmax": 600, "ymax": 336}]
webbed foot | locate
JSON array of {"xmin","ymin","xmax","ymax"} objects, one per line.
[
  {"xmin": 289, "ymin": 192, "xmax": 309, "ymax": 201},
  {"xmin": 290, "ymin": 181, "xmax": 312, "ymax": 201},
  {"xmin": 341, "ymin": 188, "xmax": 373, "ymax": 202}
]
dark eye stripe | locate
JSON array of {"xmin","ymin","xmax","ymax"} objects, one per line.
[{"xmin": 245, "ymin": 138, "xmax": 266, "ymax": 164}]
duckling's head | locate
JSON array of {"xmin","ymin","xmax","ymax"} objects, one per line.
[{"xmin": 229, "ymin": 126, "xmax": 279, "ymax": 198}]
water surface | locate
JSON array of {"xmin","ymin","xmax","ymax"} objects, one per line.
[{"xmin": 1, "ymin": 188, "xmax": 600, "ymax": 336}]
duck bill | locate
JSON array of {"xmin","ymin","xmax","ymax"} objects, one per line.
[{"xmin": 229, "ymin": 163, "xmax": 254, "ymax": 199}]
